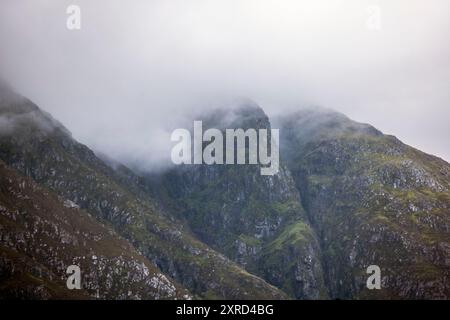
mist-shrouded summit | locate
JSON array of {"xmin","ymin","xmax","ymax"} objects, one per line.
[{"xmin": 0, "ymin": 0, "xmax": 449, "ymax": 168}]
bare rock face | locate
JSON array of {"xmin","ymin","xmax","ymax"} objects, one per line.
[{"xmin": 151, "ymin": 103, "xmax": 327, "ymax": 299}]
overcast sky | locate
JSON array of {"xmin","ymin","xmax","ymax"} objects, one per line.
[{"xmin": 0, "ymin": 0, "xmax": 449, "ymax": 169}]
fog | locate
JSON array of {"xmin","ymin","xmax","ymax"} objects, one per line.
[{"xmin": 0, "ymin": 0, "xmax": 449, "ymax": 170}]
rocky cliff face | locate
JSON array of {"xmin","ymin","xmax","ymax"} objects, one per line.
[
  {"xmin": 276, "ymin": 108, "xmax": 450, "ymax": 299},
  {"xmin": 150, "ymin": 103, "xmax": 327, "ymax": 299}
]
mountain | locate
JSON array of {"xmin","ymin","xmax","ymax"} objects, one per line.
[
  {"xmin": 0, "ymin": 88, "xmax": 287, "ymax": 299},
  {"xmin": 0, "ymin": 85, "xmax": 449, "ymax": 299},
  {"xmin": 276, "ymin": 108, "xmax": 450, "ymax": 299},
  {"xmin": 148, "ymin": 103, "xmax": 327, "ymax": 299},
  {"xmin": 147, "ymin": 104, "xmax": 450, "ymax": 299},
  {"xmin": 148, "ymin": 104, "xmax": 450, "ymax": 299}
]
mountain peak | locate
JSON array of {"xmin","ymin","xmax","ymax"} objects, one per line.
[{"xmin": 0, "ymin": 87, "xmax": 71, "ymax": 138}]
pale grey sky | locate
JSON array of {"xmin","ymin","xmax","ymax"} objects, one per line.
[{"xmin": 0, "ymin": 0, "xmax": 449, "ymax": 168}]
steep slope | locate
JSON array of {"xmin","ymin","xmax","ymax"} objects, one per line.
[
  {"xmin": 277, "ymin": 108, "xmax": 450, "ymax": 299},
  {"xmin": 0, "ymin": 88, "xmax": 287, "ymax": 299},
  {"xmin": 0, "ymin": 160, "xmax": 189, "ymax": 299},
  {"xmin": 150, "ymin": 102, "xmax": 327, "ymax": 299}
]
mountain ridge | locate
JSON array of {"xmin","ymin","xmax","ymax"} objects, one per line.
[
  {"xmin": 0, "ymin": 89, "xmax": 288, "ymax": 299},
  {"xmin": 0, "ymin": 88, "xmax": 449, "ymax": 299}
]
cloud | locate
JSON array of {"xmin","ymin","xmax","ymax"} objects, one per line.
[{"xmin": 0, "ymin": 0, "xmax": 449, "ymax": 169}]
